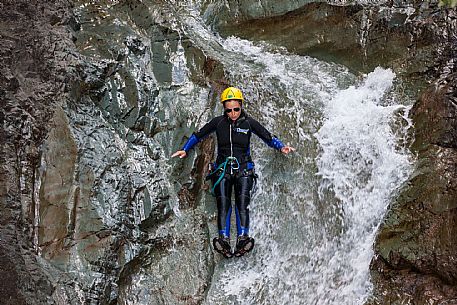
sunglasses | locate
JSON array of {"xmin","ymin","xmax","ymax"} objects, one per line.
[{"xmin": 225, "ymin": 107, "xmax": 241, "ymax": 113}]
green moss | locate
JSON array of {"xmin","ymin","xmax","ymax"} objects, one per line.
[{"xmin": 439, "ymin": 0, "xmax": 457, "ymax": 7}]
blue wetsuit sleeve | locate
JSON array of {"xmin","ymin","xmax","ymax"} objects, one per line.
[
  {"xmin": 269, "ymin": 136, "xmax": 285, "ymax": 150},
  {"xmin": 182, "ymin": 134, "xmax": 199, "ymax": 152},
  {"xmin": 181, "ymin": 117, "xmax": 221, "ymax": 152},
  {"xmin": 248, "ymin": 117, "xmax": 285, "ymax": 151}
]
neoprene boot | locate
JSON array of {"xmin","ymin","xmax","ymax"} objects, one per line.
[
  {"xmin": 234, "ymin": 235, "xmax": 254, "ymax": 257},
  {"xmin": 213, "ymin": 236, "xmax": 233, "ymax": 258}
]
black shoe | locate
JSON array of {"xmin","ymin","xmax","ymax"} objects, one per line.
[
  {"xmin": 213, "ymin": 237, "xmax": 233, "ymax": 258},
  {"xmin": 234, "ymin": 235, "xmax": 255, "ymax": 257}
]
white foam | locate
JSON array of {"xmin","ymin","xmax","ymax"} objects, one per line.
[
  {"xmin": 312, "ymin": 67, "xmax": 413, "ymax": 303},
  {"xmin": 161, "ymin": 3, "xmax": 413, "ymax": 304}
]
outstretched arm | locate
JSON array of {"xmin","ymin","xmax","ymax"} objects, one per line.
[
  {"xmin": 171, "ymin": 117, "xmax": 221, "ymax": 158},
  {"xmin": 249, "ymin": 117, "xmax": 295, "ymax": 155}
]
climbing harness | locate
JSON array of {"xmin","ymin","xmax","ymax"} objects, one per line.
[
  {"xmin": 207, "ymin": 159, "xmax": 259, "ymax": 197},
  {"xmin": 208, "ymin": 156, "xmax": 240, "ymax": 195}
]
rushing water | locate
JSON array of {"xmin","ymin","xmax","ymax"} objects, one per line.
[
  {"xmin": 199, "ymin": 48, "xmax": 412, "ymax": 305},
  {"xmin": 73, "ymin": 1, "xmax": 414, "ymax": 304},
  {"xmin": 171, "ymin": 4, "xmax": 414, "ymax": 305}
]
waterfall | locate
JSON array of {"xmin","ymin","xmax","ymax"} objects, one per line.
[
  {"xmin": 166, "ymin": 4, "xmax": 414, "ymax": 304},
  {"xmin": 68, "ymin": 1, "xmax": 414, "ymax": 304},
  {"xmin": 195, "ymin": 37, "xmax": 414, "ymax": 304}
]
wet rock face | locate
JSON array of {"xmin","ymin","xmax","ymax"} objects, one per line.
[
  {"xmin": 2, "ymin": 0, "xmax": 223, "ymax": 303},
  {"xmin": 2, "ymin": 0, "xmax": 457, "ymax": 304},
  {"xmin": 208, "ymin": 3, "xmax": 366, "ymax": 68},
  {"xmin": 118, "ymin": 213, "xmax": 213, "ymax": 305},
  {"xmin": 370, "ymin": 71, "xmax": 457, "ymax": 303},
  {"xmin": 0, "ymin": 0, "xmax": 81, "ymax": 303},
  {"xmin": 202, "ymin": 0, "xmax": 315, "ymax": 22},
  {"xmin": 412, "ymin": 75, "xmax": 457, "ymax": 150},
  {"xmin": 64, "ymin": 1, "xmax": 227, "ymax": 302},
  {"xmin": 206, "ymin": 1, "xmax": 454, "ymax": 90},
  {"xmin": 202, "ymin": 2, "xmax": 457, "ymax": 300},
  {"xmin": 367, "ymin": 6, "xmax": 457, "ymax": 299}
]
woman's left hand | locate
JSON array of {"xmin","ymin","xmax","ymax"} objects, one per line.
[{"xmin": 281, "ymin": 146, "xmax": 295, "ymax": 155}]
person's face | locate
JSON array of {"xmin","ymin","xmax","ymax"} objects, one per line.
[{"xmin": 224, "ymin": 100, "xmax": 242, "ymax": 121}]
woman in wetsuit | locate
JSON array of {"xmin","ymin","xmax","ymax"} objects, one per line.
[{"xmin": 172, "ymin": 87, "xmax": 295, "ymax": 258}]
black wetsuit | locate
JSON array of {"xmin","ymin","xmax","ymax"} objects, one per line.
[{"xmin": 182, "ymin": 110, "xmax": 284, "ymax": 238}]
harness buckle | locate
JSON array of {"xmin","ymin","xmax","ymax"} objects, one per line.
[{"xmin": 227, "ymin": 156, "xmax": 240, "ymax": 171}]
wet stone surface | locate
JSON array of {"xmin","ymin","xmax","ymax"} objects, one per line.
[
  {"xmin": 206, "ymin": 1, "xmax": 455, "ymax": 93},
  {"xmin": 370, "ymin": 70, "xmax": 457, "ymax": 304},
  {"xmin": 1, "ymin": 0, "xmax": 222, "ymax": 303},
  {"xmin": 0, "ymin": 0, "xmax": 83, "ymax": 303},
  {"xmin": 201, "ymin": 2, "xmax": 457, "ymax": 301},
  {"xmin": 1, "ymin": 0, "xmax": 457, "ymax": 304}
]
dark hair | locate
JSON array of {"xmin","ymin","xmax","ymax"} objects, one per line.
[{"xmin": 223, "ymin": 99, "xmax": 243, "ymax": 107}]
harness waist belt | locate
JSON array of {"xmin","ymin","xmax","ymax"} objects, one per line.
[{"xmin": 216, "ymin": 154, "xmax": 252, "ymax": 165}]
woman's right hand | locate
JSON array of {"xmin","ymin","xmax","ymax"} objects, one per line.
[
  {"xmin": 280, "ymin": 146, "xmax": 296, "ymax": 155},
  {"xmin": 171, "ymin": 150, "xmax": 187, "ymax": 158}
]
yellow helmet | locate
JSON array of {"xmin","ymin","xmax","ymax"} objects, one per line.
[{"xmin": 221, "ymin": 87, "xmax": 244, "ymax": 104}]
